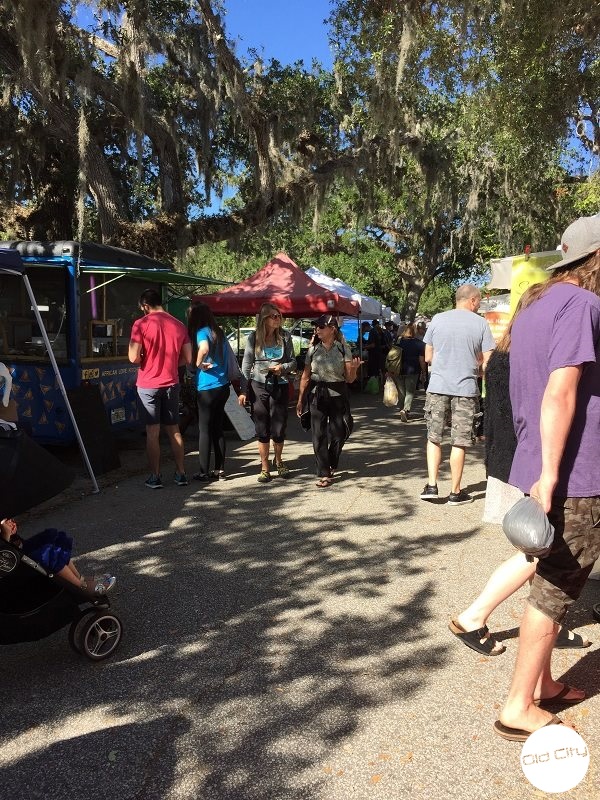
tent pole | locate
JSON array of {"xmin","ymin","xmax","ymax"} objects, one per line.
[
  {"xmin": 358, "ymin": 311, "xmax": 365, "ymax": 390},
  {"xmin": 22, "ymin": 275, "xmax": 100, "ymax": 494}
]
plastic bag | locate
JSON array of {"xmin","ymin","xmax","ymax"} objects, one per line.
[
  {"xmin": 383, "ymin": 376, "xmax": 399, "ymax": 407},
  {"xmin": 502, "ymin": 496, "xmax": 555, "ymax": 560},
  {"xmin": 364, "ymin": 376, "xmax": 380, "ymax": 395}
]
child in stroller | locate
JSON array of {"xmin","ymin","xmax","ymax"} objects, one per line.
[
  {"xmin": 0, "ymin": 516, "xmax": 123, "ymax": 661},
  {"xmin": 1, "ymin": 517, "xmax": 115, "ymax": 596}
]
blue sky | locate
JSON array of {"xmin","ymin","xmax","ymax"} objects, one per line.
[{"xmin": 223, "ymin": 0, "xmax": 333, "ymax": 68}]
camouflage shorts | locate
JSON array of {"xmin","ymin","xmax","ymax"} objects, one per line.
[
  {"xmin": 529, "ymin": 496, "xmax": 600, "ymax": 623},
  {"xmin": 424, "ymin": 393, "xmax": 479, "ymax": 447}
]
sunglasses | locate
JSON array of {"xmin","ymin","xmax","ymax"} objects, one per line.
[
  {"xmin": 268, "ymin": 313, "xmax": 282, "ymax": 319},
  {"xmin": 316, "ymin": 323, "xmax": 334, "ymax": 329}
]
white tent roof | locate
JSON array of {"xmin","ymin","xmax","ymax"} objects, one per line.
[{"xmin": 305, "ymin": 267, "xmax": 383, "ymax": 318}]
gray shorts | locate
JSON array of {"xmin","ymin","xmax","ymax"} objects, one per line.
[
  {"xmin": 529, "ymin": 496, "xmax": 600, "ymax": 623},
  {"xmin": 137, "ymin": 385, "xmax": 180, "ymax": 426},
  {"xmin": 424, "ymin": 392, "xmax": 479, "ymax": 447}
]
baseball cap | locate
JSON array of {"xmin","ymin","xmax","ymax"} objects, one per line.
[
  {"xmin": 548, "ymin": 214, "xmax": 600, "ymax": 271},
  {"xmin": 314, "ymin": 314, "xmax": 339, "ymax": 328}
]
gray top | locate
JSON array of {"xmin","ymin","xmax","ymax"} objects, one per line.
[
  {"xmin": 240, "ymin": 330, "xmax": 296, "ymax": 393},
  {"xmin": 306, "ymin": 340, "xmax": 352, "ymax": 396},
  {"xmin": 423, "ymin": 309, "xmax": 495, "ymax": 397}
]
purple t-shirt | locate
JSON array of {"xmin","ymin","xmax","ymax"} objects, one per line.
[{"xmin": 509, "ymin": 283, "xmax": 600, "ymax": 496}]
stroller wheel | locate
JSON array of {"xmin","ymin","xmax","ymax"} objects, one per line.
[
  {"xmin": 73, "ymin": 611, "xmax": 123, "ymax": 661},
  {"xmin": 68, "ymin": 609, "xmax": 98, "ymax": 654}
]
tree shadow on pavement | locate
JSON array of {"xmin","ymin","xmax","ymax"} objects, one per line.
[{"xmin": 0, "ymin": 393, "xmax": 486, "ymax": 799}]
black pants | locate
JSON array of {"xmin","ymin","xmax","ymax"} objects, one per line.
[
  {"xmin": 197, "ymin": 384, "xmax": 230, "ymax": 474},
  {"xmin": 310, "ymin": 393, "xmax": 347, "ymax": 477},
  {"xmin": 251, "ymin": 380, "xmax": 289, "ymax": 443}
]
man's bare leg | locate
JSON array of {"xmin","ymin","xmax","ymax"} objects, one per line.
[
  {"xmin": 164, "ymin": 424, "xmax": 185, "ymax": 474},
  {"xmin": 426, "ymin": 440, "xmax": 442, "ymax": 486},
  {"xmin": 449, "ymin": 445, "xmax": 465, "ymax": 494},
  {"xmin": 457, "ymin": 552, "xmax": 534, "ymax": 635},
  {"xmin": 146, "ymin": 424, "xmax": 161, "ymax": 475},
  {"xmin": 499, "ymin": 603, "xmax": 581, "ymax": 731}
]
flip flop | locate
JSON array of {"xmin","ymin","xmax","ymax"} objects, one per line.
[
  {"xmin": 493, "ymin": 715, "xmax": 564, "ymax": 743},
  {"xmin": 534, "ymin": 684, "xmax": 586, "ymax": 708},
  {"xmin": 448, "ymin": 619, "xmax": 506, "ymax": 656},
  {"xmin": 316, "ymin": 477, "xmax": 333, "ymax": 488},
  {"xmin": 554, "ymin": 626, "xmax": 592, "ymax": 649}
]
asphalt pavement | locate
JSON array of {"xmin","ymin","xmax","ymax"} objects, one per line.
[{"xmin": 1, "ymin": 390, "xmax": 599, "ymax": 800}]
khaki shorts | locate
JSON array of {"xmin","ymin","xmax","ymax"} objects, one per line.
[
  {"xmin": 424, "ymin": 393, "xmax": 479, "ymax": 447},
  {"xmin": 529, "ymin": 496, "xmax": 600, "ymax": 623}
]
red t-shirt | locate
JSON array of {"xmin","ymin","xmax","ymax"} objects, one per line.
[{"xmin": 130, "ymin": 311, "xmax": 190, "ymax": 389}]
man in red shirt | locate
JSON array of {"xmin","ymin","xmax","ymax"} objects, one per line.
[{"xmin": 129, "ymin": 288, "xmax": 192, "ymax": 488}]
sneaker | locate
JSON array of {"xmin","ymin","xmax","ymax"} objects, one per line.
[
  {"xmin": 272, "ymin": 459, "xmax": 291, "ymax": 478},
  {"xmin": 82, "ymin": 575, "xmax": 116, "ymax": 595},
  {"xmin": 399, "ymin": 410, "xmax": 408, "ymax": 423},
  {"xmin": 448, "ymin": 490, "xmax": 473, "ymax": 505},
  {"xmin": 174, "ymin": 471, "xmax": 189, "ymax": 486},
  {"xmin": 145, "ymin": 474, "xmax": 163, "ymax": 489},
  {"xmin": 420, "ymin": 483, "xmax": 438, "ymax": 500},
  {"xmin": 257, "ymin": 470, "xmax": 272, "ymax": 483}
]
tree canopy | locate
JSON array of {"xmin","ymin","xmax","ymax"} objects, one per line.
[{"xmin": 1, "ymin": 1, "xmax": 599, "ymax": 316}]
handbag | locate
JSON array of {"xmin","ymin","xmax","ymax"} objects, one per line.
[
  {"xmin": 383, "ymin": 376, "xmax": 399, "ymax": 407},
  {"xmin": 226, "ymin": 341, "xmax": 242, "ymax": 382}
]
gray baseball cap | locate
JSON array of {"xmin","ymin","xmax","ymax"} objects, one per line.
[{"xmin": 548, "ymin": 213, "xmax": 600, "ymax": 271}]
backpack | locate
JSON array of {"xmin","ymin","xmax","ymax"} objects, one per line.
[{"xmin": 385, "ymin": 343, "xmax": 403, "ymax": 376}]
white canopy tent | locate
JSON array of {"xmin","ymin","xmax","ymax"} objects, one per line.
[{"xmin": 305, "ymin": 267, "xmax": 383, "ymax": 318}]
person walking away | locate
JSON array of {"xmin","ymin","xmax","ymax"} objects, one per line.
[
  {"xmin": 238, "ymin": 304, "xmax": 296, "ymax": 483},
  {"xmin": 395, "ymin": 324, "xmax": 426, "ymax": 422},
  {"xmin": 494, "ymin": 214, "xmax": 600, "ymax": 742},
  {"xmin": 188, "ymin": 303, "xmax": 231, "ymax": 481},
  {"xmin": 448, "ymin": 290, "xmax": 590, "ymax": 657},
  {"xmin": 421, "ymin": 285, "xmax": 495, "ymax": 504},
  {"xmin": 296, "ymin": 314, "xmax": 362, "ymax": 487},
  {"xmin": 129, "ymin": 288, "xmax": 191, "ymax": 489},
  {"xmin": 365, "ymin": 319, "xmax": 384, "ymax": 386}
]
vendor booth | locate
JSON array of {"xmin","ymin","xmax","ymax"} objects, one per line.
[
  {"xmin": 305, "ymin": 267, "xmax": 383, "ymax": 318},
  {"xmin": 0, "ymin": 241, "xmax": 225, "ymax": 447},
  {"xmin": 193, "ymin": 253, "xmax": 360, "ymax": 318}
]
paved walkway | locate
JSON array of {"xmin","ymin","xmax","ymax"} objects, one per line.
[{"xmin": 1, "ymin": 392, "xmax": 599, "ymax": 799}]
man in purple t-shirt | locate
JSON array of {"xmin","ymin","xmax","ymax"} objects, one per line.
[{"xmin": 495, "ymin": 214, "xmax": 600, "ymax": 742}]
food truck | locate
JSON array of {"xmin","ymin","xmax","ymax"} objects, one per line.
[{"xmin": 0, "ymin": 241, "xmax": 222, "ymax": 444}]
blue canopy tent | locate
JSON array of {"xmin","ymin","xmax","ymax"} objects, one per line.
[{"xmin": 0, "ymin": 249, "xmax": 98, "ymax": 497}]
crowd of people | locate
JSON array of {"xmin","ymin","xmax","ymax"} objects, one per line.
[{"xmin": 119, "ymin": 213, "xmax": 600, "ymax": 745}]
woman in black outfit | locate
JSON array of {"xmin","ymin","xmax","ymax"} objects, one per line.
[{"xmin": 296, "ymin": 314, "xmax": 362, "ymax": 487}]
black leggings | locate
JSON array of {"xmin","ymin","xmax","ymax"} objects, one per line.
[
  {"xmin": 310, "ymin": 393, "xmax": 347, "ymax": 477},
  {"xmin": 197, "ymin": 384, "xmax": 230, "ymax": 474},
  {"xmin": 251, "ymin": 380, "xmax": 289, "ymax": 443}
]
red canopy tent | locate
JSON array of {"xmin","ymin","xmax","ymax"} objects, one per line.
[{"xmin": 193, "ymin": 252, "xmax": 360, "ymax": 317}]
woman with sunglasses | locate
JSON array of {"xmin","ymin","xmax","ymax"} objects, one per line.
[
  {"xmin": 238, "ymin": 303, "xmax": 296, "ymax": 482},
  {"xmin": 296, "ymin": 314, "xmax": 362, "ymax": 487}
]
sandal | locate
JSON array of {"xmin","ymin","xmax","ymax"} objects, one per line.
[
  {"xmin": 554, "ymin": 626, "xmax": 591, "ymax": 649},
  {"xmin": 493, "ymin": 715, "xmax": 564, "ymax": 743},
  {"xmin": 448, "ymin": 619, "xmax": 506, "ymax": 656},
  {"xmin": 316, "ymin": 476, "xmax": 333, "ymax": 488},
  {"xmin": 257, "ymin": 470, "xmax": 272, "ymax": 483},
  {"xmin": 193, "ymin": 472, "xmax": 217, "ymax": 482},
  {"xmin": 533, "ymin": 683, "xmax": 586, "ymax": 708}
]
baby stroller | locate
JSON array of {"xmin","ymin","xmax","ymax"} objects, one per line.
[{"xmin": 0, "ymin": 427, "xmax": 123, "ymax": 661}]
